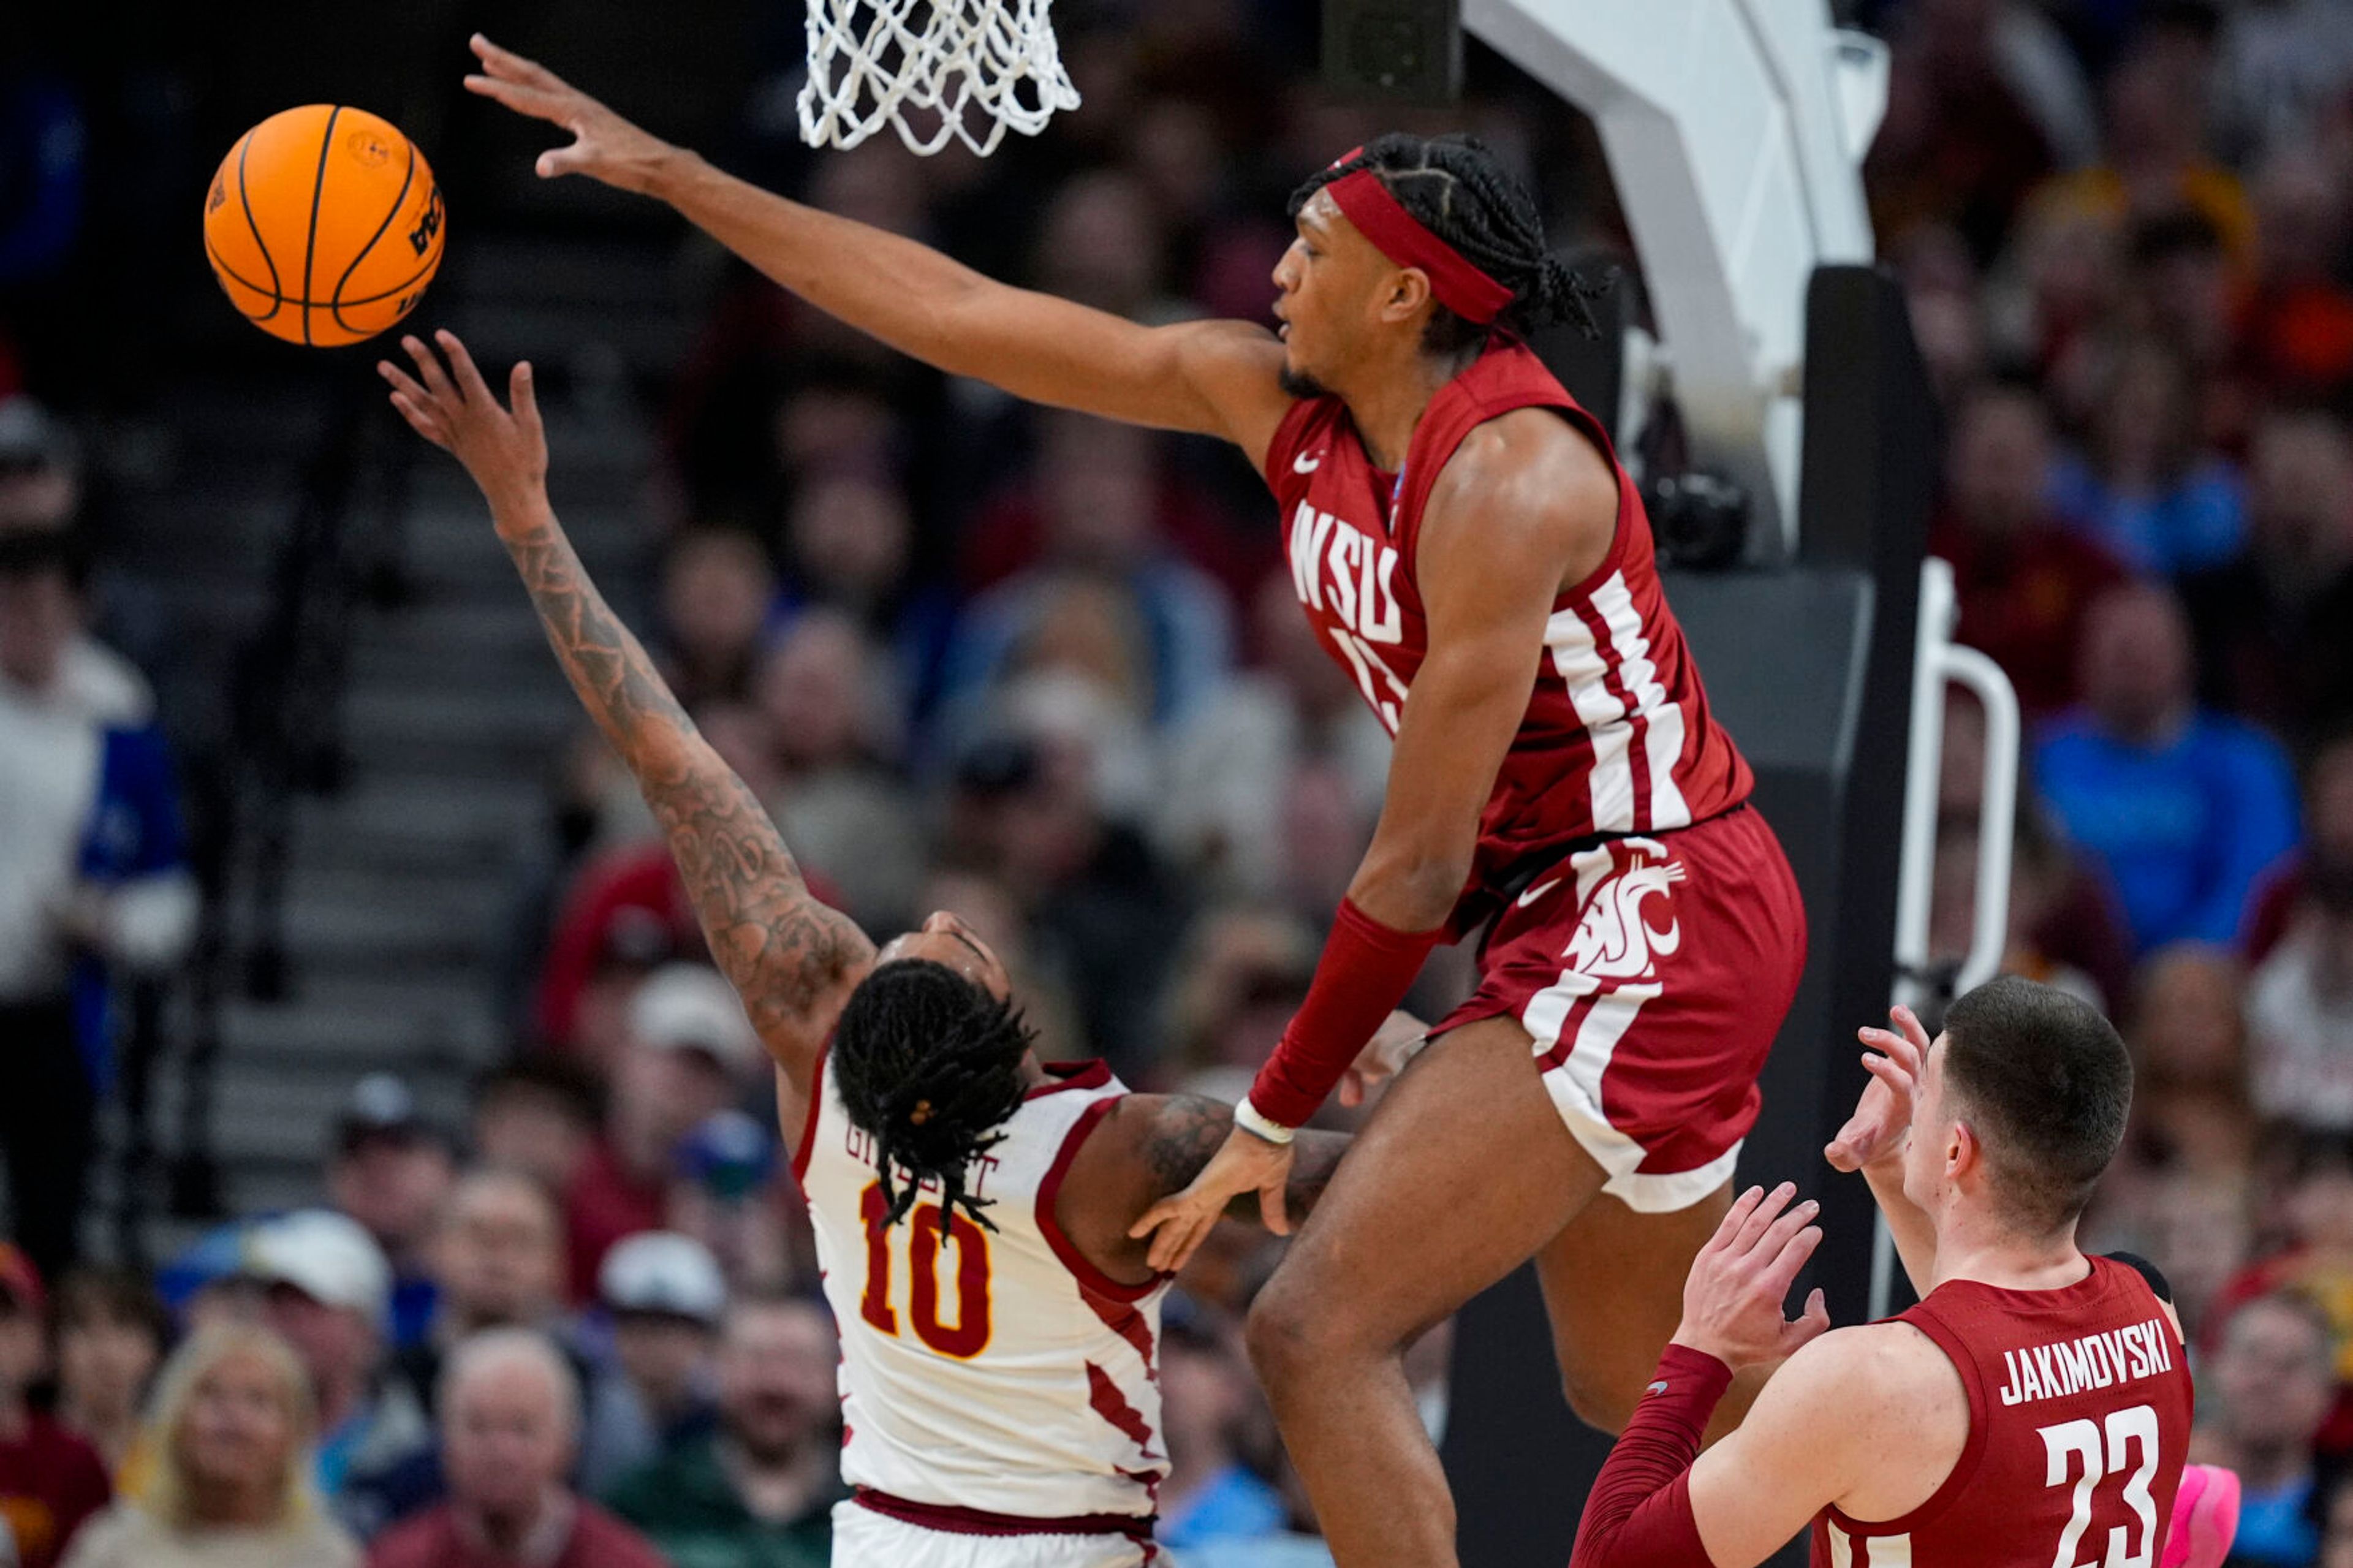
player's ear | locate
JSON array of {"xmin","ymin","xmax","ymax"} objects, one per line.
[
  {"xmin": 1383, "ymin": 267, "xmax": 1433, "ymax": 325},
  {"xmin": 1946, "ymin": 1119, "xmax": 1980, "ymax": 1184}
]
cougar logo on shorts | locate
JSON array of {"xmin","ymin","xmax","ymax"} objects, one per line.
[{"xmin": 1564, "ymin": 857, "xmax": 1685, "ymax": 982}]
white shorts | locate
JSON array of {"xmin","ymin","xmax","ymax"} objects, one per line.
[{"xmin": 831, "ymin": 1498, "xmax": 1156, "ymax": 1567}]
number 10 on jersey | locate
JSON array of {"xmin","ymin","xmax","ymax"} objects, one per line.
[{"xmin": 858, "ymin": 1181, "xmax": 995, "ymax": 1358}]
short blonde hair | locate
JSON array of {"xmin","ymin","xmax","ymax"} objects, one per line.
[{"xmin": 136, "ymin": 1323, "xmax": 320, "ymax": 1532}]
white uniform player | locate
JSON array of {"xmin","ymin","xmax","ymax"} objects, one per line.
[{"xmin": 797, "ymin": 1053, "xmax": 1171, "ymax": 1568}]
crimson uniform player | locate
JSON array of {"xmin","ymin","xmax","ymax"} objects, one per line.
[
  {"xmin": 1567, "ymin": 979, "xmax": 2238, "ymax": 1568},
  {"xmin": 376, "ymin": 330, "xmax": 1362, "ymax": 1568},
  {"xmin": 463, "ymin": 38, "xmax": 1808, "ymax": 1563}
]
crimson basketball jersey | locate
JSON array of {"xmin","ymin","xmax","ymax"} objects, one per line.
[
  {"xmin": 792, "ymin": 1056, "xmax": 1169, "ymax": 1523},
  {"xmin": 1261, "ymin": 341, "xmax": 1752, "ymax": 934},
  {"xmin": 1813, "ymin": 1256, "xmax": 2194, "ymax": 1567}
]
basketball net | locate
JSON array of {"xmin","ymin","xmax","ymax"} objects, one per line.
[{"xmin": 799, "ymin": 0, "xmax": 1080, "ymax": 157}]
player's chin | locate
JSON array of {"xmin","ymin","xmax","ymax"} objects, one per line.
[{"xmin": 1277, "ymin": 352, "xmax": 1331, "ymax": 401}]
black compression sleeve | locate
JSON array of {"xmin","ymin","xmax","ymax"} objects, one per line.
[{"xmin": 2105, "ymin": 1251, "xmax": 2175, "ymax": 1304}]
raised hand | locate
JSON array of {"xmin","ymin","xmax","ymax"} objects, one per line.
[
  {"xmin": 1670, "ymin": 1183, "xmax": 1832, "ymax": 1372},
  {"xmin": 464, "ymin": 34, "xmax": 681, "ymax": 194},
  {"xmin": 378, "ymin": 331, "xmax": 548, "ymax": 523},
  {"xmin": 1824, "ymin": 1004, "xmax": 1930, "ymax": 1176}
]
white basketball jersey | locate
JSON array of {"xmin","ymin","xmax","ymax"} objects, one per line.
[{"xmin": 794, "ymin": 1055, "xmax": 1170, "ymax": 1521}]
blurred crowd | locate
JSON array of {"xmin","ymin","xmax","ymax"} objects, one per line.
[{"xmin": 7, "ymin": 0, "xmax": 2353, "ymax": 1562}]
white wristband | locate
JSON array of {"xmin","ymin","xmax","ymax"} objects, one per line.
[{"xmin": 1233, "ymin": 1095, "xmax": 1297, "ymax": 1146}]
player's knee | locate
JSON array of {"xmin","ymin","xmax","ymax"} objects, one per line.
[{"xmin": 1246, "ymin": 1276, "xmax": 1338, "ymax": 1392}]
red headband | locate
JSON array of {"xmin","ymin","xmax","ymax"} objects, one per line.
[{"xmin": 1322, "ymin": 164, "xmax": 1515, "ymax": 325}]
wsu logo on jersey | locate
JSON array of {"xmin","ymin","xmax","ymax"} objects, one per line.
[
  {"xmin": 1565, "ymin": 855, "xmax": 1686, "ymax": 982},
  {"xmin": 1288, "ymin": 501, "xmax": 1410, "ymax": 729}
]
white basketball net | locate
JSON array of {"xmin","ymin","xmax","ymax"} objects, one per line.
[{"xmin": 799, "ymin": 0, "xmax": 1081, "ymax": 157}]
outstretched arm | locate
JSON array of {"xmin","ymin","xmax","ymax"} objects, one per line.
[
  {"xmin": 379, "ymin": 332, "xmax": 873, "ymax": 1095},
  {"xmin": 462, "ymin": 36, "xmax": 1296, "ymax": 466}
]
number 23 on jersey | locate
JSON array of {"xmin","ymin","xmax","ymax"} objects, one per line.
[
  {"xmin": 857, "ymin": 1181, "xmax": 995, "ymax": 1358},
  {"xmin": 2040, "ymin": 1404, "xmax": 2161, "ymax": 1568}
]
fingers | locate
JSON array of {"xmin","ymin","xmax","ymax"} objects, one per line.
[
  {"xmin": 1890, "ymin": 1004, "xmax": 1933, "ymax": 1055},
  {"xmin": 1259, "ymin": 1180, "xmax": 1290, "ymax": 1238},
  {"xmin": 385, "ymin": 391, "xmax": 452, "ymax": 450},
  {"xmin": 1859, "ymin": 1025, "xmax": 1923, "ymax": 1073},
  {"xmin": 436, "ymin": 330, "xmax": 494, "ymax": 407},
  {"xmin": 1145, "ymin": 1206, "xmax": 1213, "ymax": 1274},
  {"xmin": 536, "ymin": 140, "xmax": 592, "ymax": 181},
  {"xmin": 470, "ymin": 33, "xmax": 566, "ymax": 91},
  {"xmin": 1781, "ymin": 1287, "xmax": 1833, "ymax": 1355},
  {"xmin": 1860, "ymin": 1053, "xmax": 1915, "ymax": 1094},
  {"xmin": 509, "ymin": 362, "xmax": 544, "ymax": 443},
  {"xmin": 376, "ymin": 357, "xmax": 436, "ymax": 411},
  {"xmin": 1706, "ymin": 1183, "xmax": 1768, "ymax": 1256},
  {"xmin": 1126, "ymin": 1197, "xmax": 1179, "ymax": 1243},
  {"xmin": 1728, "ymin": 1182, "xmax": 1798, "ymax": 1256},
  {"xmin": 1338, "ymin": 1072, "xmax": 1364, "ymax": 1110},
  {"xmin": 1757, "ymin": 1215, "xmax": 1823, "ymax": 1297},
  {"xmin": 402, "ymin": 335, "xmax": 462, "ymax": 407}
]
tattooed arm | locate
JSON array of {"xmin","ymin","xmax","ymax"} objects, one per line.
[
  {"xmin": 1135, "ymin": 1096, "xmax": 1349, "ymax": 1229},
  {"xmin": 379, "ymin": 332, "xmax": 874, "ymax": 1094}
]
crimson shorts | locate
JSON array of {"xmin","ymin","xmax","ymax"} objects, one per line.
[{"xmin": 1433, "ymin": 805, "xmax": 1806, "ymax": 1213}]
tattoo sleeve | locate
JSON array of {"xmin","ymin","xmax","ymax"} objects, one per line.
[
  {"xmin": 499, "ymin": 506, "xmax": 872, "ymax": 1056},
  {"xmin": 1143, "ymin": 1096, "xmax": 1349, "ymax": 1228}
]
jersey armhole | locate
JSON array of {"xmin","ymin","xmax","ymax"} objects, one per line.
[
  {"xmin": 1035, "ymin": 1096, "xmax": 1162, "ymax": 1304},
  {"xmin": 788, "ymin": 1042, "xmax": 831, "ymax": 1184},
  {"xmin": 2103, "ymin": 1251, "xmax": 2176, "ymax": 1305}
]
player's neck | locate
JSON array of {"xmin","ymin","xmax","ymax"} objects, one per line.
[
  {"xmin": 1929, "ymin": 1208, "xmax": 2089, "ymax": 1295},
  {"xmin": 1343, "ymin": 341, "xmax": 1483, "ymax": 472}
]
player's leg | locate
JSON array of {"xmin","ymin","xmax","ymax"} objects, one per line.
[
  {"xmin": 1531, "ymin": 1184, "xmax": 1769, "ymax": 1439},
  {"xmin": 1246, "ymin": 1013, "xmax": 1604, "ymax": 1568}
]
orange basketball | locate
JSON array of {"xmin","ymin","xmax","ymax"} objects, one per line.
[{"xmin": 203, "ymin": 105, "xmax": 446, "ymax": 348}]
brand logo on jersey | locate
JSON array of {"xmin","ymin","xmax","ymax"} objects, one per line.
[
  {"xmin": 1294, "ymin": 450, "xmax": 1322, "ymax": 473},
  {"xmin": 1517, "ymin": 877, "xmax": 1564, "ymax": 909},
  {"xmin": 1645, "ymin": 1379, "xmax": 1670, "ymax": 1398},
  {"xmin": 1564, "ymin": 857, "xmax": 1686, "ymax": 982},
  {"xmin": 1996, "ymin": 1316, "xmax": 2175, "ymax": 1406}
]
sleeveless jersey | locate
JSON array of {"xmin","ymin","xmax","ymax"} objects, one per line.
[
  {"xmin": 1813, "ymin": 1256, "xmax": 2194, "ymax": 1567},
  {"xmin": 1262, "ymin": 340, "xmax": 1752, "ymax": 934},
  {"xmin": 793, "ymin": 1055, "xmax": 1170, "ymax": 1523}
]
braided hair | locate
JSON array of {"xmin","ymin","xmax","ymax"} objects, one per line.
[
  {"xmin": 1289, "ymin": 132, "xmax": 1611, "ymax": 354},
  {"xmin": 831, "ymin": 958, "xmax": 1036, "ymax": 1230}
]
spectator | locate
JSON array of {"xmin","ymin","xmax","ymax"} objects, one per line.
[
  {"xmin": 596, "ymin": 1233, "xmax": 724, "ymax": 1461},
  {"xmin": 566, "ymin": 964, "xmax": 762, "ymax": 1301},
  {"xmin": 655, "ymin": 528, "xmax": 776, "ymax": 711},
  {"xmin": 1156, "ymin": 572, "xmax": 1392, "ymax": 904},
  {"xmin": 2240, "ymin": 151, "xmax": 2353, "ymax": 407},
  {"xmin": 2195, "ymin": 1291, "xmax": 2338, "ymax": 1567},
  {"xmin": 468, "ymin": 1061, "xmax": 602, "ymax": 1202},
  {"xmin": 2126, "ymin": 944, "xmax": 2257, "ymax": 1174},
  {"xmin": 944, "ymin": 411, "xmax": 1238, "ymax": 730},
  {"xmin": 2251, "ymin": 735, "xmax": 2353, "ymax": 964},
  {"xmin": 773, "ymin": 468, "xmax": 955, "ymax": 721},
  {"xmin": 2047, "ymin": 338, "xmax": 2247, "ymax": 576},
  {"xmin": 2037, "ymin": 583, "xmax": 2302, "ymax": 953},
  {"xmin": 367, "ymin": 1330, "xmax": 664, "ymax": 1568},
  {"xmin": 1160, "ymin": 1298, "xmax": 1287, "ymax": 1550},
  {"xmin": 0, "ymin": 1244, "xmax": 107, "ymax": 1568},
  {"xmin": 326, "ymin": 1076, "xmax": 457, "ymax": 1354},
  {"xmin": 530, "ymin": 842, "xmax": 694, "ymax": 1071},
  {"xmin": 2029, "ymin": 40, "xmax": 2256, "ymax": 270},
  {"xmin": 62, "ymin": 1323, "xmax": 358, "ymax": 1568},
  {"xmin": 240, "ymin": 1211, "xmax": 430, "ymax": 1528},
  {"xmin": 51, "ymin": 1267, "xmax": 169, "ymax": 1475},
  {"xmin": 2248, "ymin": 835, "xmax": 2353, "ymax": 1132},
  {"xmin": 605, "ymin": 1295, "xmax": 838, "ymax": 1567},
  {"xmin": 1928, "ymin": 381, "xmax": 2126, "ymax": 714},
  {"xmin": 0, "ymin": 521, "xmax": 195, "ymax": 1277},
  {"xmin": 751, "ymin": 612, "xmax": 925, "ymax": 928},
  {"xmin": 2327, "ymin": 1474, "xmax": 2353, "ymax": 1568}
]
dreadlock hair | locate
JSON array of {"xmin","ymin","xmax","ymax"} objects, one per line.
[
  {"xmin": 1288, "ymin": 132, "xmax": 1612, "ymax": 355},
  {"xmin": 830, "ymin": 958, "xmax": 1035, "ymax": 1231}
]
